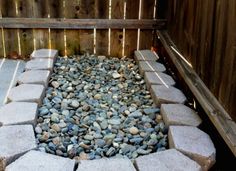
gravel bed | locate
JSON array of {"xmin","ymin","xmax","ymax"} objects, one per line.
[{"xmin": 35, "ymin": 54, "xmax": 168, "ymax": 160}]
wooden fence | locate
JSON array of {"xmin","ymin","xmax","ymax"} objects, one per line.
[
  {"xmin": 0, "ymin": 0, "xmax": 165, "ymax": 59},
  {"xmin": 167, "ymin": 0, "xmax": 236, "ymax": 122}
]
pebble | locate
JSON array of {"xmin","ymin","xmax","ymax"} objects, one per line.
[
  {"xmin": 129, "ymin": 127, "xmax": 139, "ymax": 135},
  {"xmin": 96, "ymin": 139, "xmax": 106, "ymax": 147},
  {"xmin": 112, "ymin": 72, "xmax": 121, "ymax": 79},
  {"xmin": 94, "ymin": 94, "xmax": 102, "ymax": 100},
  {"xmin": 71, "ymin": 100, "xmax": 80, "ymax": 108},
  {"xmin": 108, "ymin": 119, "xmax": 121, "ymax": 125},
  {"xmin": 35, "ymin": 126, "xmax": 42, "ymax": 134},
  {"xmin": 100, "ymin": 120, "xmax": 108, "ymax": 129},
  {"xmin": 129, "ymin": 110, "xmax": 142, "ymax": 118},
  {"xmin": 51, "ymin": 124, "xmax": 61, "ymax": 132},
  {"xmin": 51, "ymin": 113, "xmax": 59, "ymax": 123},
  {"xmin": 51, "ymin": 81, "xmax": 60, "ymax": 88},
  {"xmin": 35, "ymin": 54, "xmax": 168, "ymax": 160},
  {"xmin": 84, "ymin": 134, "xmax": 94, "ymax": 140},
  {"xmin": 137, "ymin": 149, "xmax": 152, "ymax": 155}
]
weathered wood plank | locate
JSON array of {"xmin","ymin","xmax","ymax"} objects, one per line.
[
  {"xmin": 0, "ymin": 18, "xmax": 166, "ymax": 29},
  {"xmin": 157, "ymin": 30, "xmax": 236, "ymax": 157},
  {"xmin": 95, "ymin": 0, "xmax": 108, "ymax": 56},
  {"xmin": 2, "ymin": 0, "xmax": 19, "ymax": 58},
  {"xmin": 110, "ymin": 0, "xmax": 124, "ymax": 57},
  {"xmin": 17, "ymin": 0, "xmax": 34, "ymax": 59},
  {"xmin": 125, "ymin": 0, "xmax": 139, "ymax": 57},
  {"xmin": 139, "ymin": 0, "xmax": 156, "ymax": 50},
  {"xmin": 32, "ymin": 0, "xmax": 48, "ymax": 50}
]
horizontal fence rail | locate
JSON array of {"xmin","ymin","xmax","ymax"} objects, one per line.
[
  {"xmin": 0, "ymin": 18, "xmax": 166, "ymax": 29},
  {"xmin": 0, "ymin": 0, "xmax": 164, "ymax": 58}
]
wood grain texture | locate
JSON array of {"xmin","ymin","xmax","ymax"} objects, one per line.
[
  {"xmin": 125, "ymin": 0, "xmax": 139, "ymax": 57},
  {"xmin": 95, "ymin": 0, "xmax": 109, "ymax": 56},
  {"xmin": 0, "ymin": 0, "xmax": 162, "ymax": 57},
  {"xmin": 2, "ymin": 0, "xmax": 18, "ymax": 58},
  {"xmin": 167, "ymin": 0, "xmax": 236, "ymax": 123},
  {"xmin": 158, "ymin": 30, "xmax": 236, "ymax": 157},
  {"xmin": 140, "ymin": 0, "xmax": 156, "ymax": 50},
  {"xmin": 110, "ymin": 0, "xmax": 124, "ymax": 57}
]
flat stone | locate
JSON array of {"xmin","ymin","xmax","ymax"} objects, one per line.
[
  {"xmin": 0, "ymin": 125, "xmax": 36, "ymax": 170},
  {"xmin": 31, "ymin": 49, "xmax": 58, "ymax": 61},
  {"xmin": 144, "ymin": 72, "xmax": 175, "ymax": 90},
  {"xmin": 134, "ymin": 50, "xmax": 159, "ymax": 61},
  {"xmin": 161, "ymin": 104, "xmax": 202, "ymax": 127},
  {"xmin": 6, "ymin": 150, "xmax": 75, "ymax": 171},
  {"xmin": 77, "ymin": 158, "xmax": 136, "ymax": 171},
  {"xmin": 7, "ymin": 84, "xmax": 45, "ymax": 105},
  {"xmin": 135, "ymin": 149, "xmax": 201, "ymax": 171},
  {"xmin": 150, "ymin": 85, "xmax": 187, "ymax": 107},
  {"xmin": 25, "ymin": 58, "xmax": 54, "ymax": 71},
  {"xmin": 0, "ymin": 102, "xmax": 38, "ymax": 126},
  {"xmin": 17, "ymin": 70, "xmax": 50, "ymax": 87},
  {"xmin": 139, "ymin": 61, "xmax": 166, "ymax": 76},
  {"xmin": 168, "ymin": 126, "xmax": 216, "ymax": 170}
]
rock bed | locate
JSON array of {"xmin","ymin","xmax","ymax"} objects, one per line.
[{"xmin": 35, "ymin": 54, "xmax": 168, "ymax": 160}]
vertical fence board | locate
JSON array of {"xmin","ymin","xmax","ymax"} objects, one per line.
[
  {"xmin": 110, "ymin": 0, "xmax": 124, "ymax": 57},
  {"xmin": 167, "ymin": 0, "xmax": 236, "ymax": 121},
  {"xmin": 2, "ymin": 0, "xmax": 19, "ymax": 58},
  {"xmin": 17, "ymin": 0, "xmax": 33, "ymax": 59},
  {"xmin": 218, "ymin": 0, "xmax": 236, "ymax": 121},
  {"xmin": 139, "ymin": 0, "xmax": 155, "ymax": 50},
  {"xmin": 95, "ymin": 0, "xmax": 109, "ymax": 56},
  {"xmin": 33, "ymin": 0, "xmax": 48, "ymax": 50},
  {"xmin": 125, "ymin": 0, "xmax": 139, "ymax": 57}
]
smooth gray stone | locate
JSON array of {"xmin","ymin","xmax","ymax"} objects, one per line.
[
  {"xmin": 135, "ymin": 149, "xmax": 201, "ymax": 171},
  {"xmin": 139, "ymin": 61, "xmax": 166, "ymax": 76},
  {"xmin": 17, "ymin": 70, "xmax": 50, "ymax": 87},
  {"xmin": 6, "ymin": 150, "xmax": 75, "ymax": 171},
  {"xmin": 31, "ymin": 49, "xmax": 58, "ymax": 61},
  {"xmin": 144, "ymin": 72, "xmax": 175, "ymax": 90},
  {"xmin": 0, "ymin": 59, "xmax": 25, "ymax": 107},
  {"xmin": 7, "ymin": 84, "xmax": 45, "ymax": 105},
  {"xmin": 77, "ymin": 158, "xmax": 136, "ymax": 171},
  {"xmin": 0, "ymin": 102, "xmax": 38, "ymax": 126},
  {"xmin": 0, "ymin": 125, "xmax": 37, "ymax": 170},
  {"xmin": 150, "ymin": 85, "xmax": 187, "ymax": 106},
  {"xmin": 169, "ymin": 126, "xmax": 216, "ymax": 170},
  {"xmin": 25, "ymin": 59, "xmax": 54, "ymax": 71},
  {"xmin": 161, "ymin": 104, "xmax": 202, "ymax": 127},
  {"xmin": 134, "ymin": 50, "xmax": 159, "ymax": 61}
]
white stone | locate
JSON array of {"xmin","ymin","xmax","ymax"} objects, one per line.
[
  {"xmin": 31, "ymin": 49, "xmax": 58, "ymax": 61},
  {"xmin": 161, "ymin": 104, "xmax": 202, "ymax": 127},
  {"xmin": 139, "ymin": 61, "xmax": 166, "ymax": 76},
  {"xmin": 168, "ymin": 126, "xmax": 216, "ymax": 170},
  {"xmin": 150, "ymin": 85, "xmax": 187, "ymax": 106},
  {"xmin": 134, "ymin": 50, "xmax": 159, "ymax": 61},
  {"xmin": 112, "ymin": 72, "xmax": 121, "ymax": 79},
  {"xmin": 77, "ymin": 158, "xmax": 136, "ymax": 171},
  {"xmin": 144, "ymin": 72, "xmax": 175, "ymax": 90},
  {"xmin": 135, "ymin": 149, "xmax": 201, "ymax": 171},
  {"xmin": 7, "ymin": 84, "xmax": 45, "ymax": 105},
  {"xmin": 6, "ymin": 150, "xmax": 75, "ymax": 171},
  {"xmin": 17, "ymin": 70, "xmax": 50, "ymax": 87},
  {"xmin": 0, "ymin": 125, "xmax": 36, "ymax": 170},
  {"xmin": 25, "ymin": 58, "xmax": 54, "ymax": 71},
  {"xmin": 0, "ymin": 102, "xmax": 38, "ymax": 126}
]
